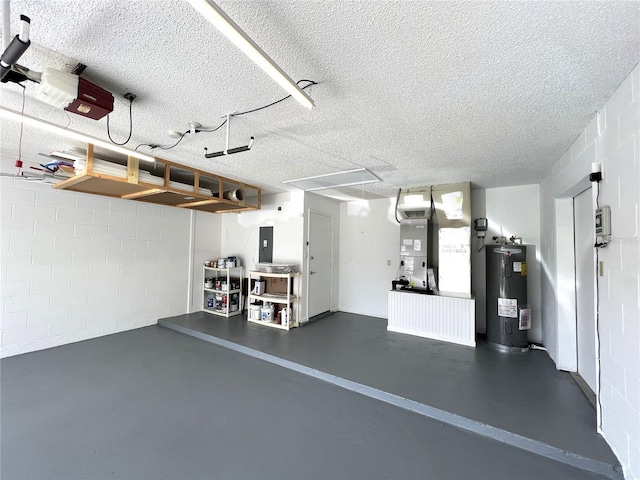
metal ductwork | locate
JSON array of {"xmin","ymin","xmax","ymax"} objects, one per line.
[
  {"xmin": 224, "ymin": 188, "xmax": 244, "ymax": 201},
  {"xmin": 396, "ymin": 186, "xmax": 432, "ymax": 219}
]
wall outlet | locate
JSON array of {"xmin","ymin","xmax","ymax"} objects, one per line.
[{"xmin": 387, "ymin": 259, "xmax": 391, "ymax": 266}]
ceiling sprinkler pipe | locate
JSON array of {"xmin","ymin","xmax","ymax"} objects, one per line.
[
  {"xmin": 18, "ymin": 13, "xmax": 29, "ymax": 42},
  {"xmin": 0, "ymin": 14, "xmax": 30, "ymax": 81}
]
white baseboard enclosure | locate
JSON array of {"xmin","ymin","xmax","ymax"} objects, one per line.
[{"xmin": 387, "ymin": 291, "xmax": 476, "ymax": 347}]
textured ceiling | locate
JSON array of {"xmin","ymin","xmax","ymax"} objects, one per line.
[{"xmin": 1, "ymin": 0, "xmax": 638, "ymax": 200}]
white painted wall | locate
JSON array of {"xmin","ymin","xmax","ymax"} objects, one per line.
[
  {"xmin": 303, "ymin": 192, "xmax": 341, "ymax": 321},
  {"xmin": 0, "ymin": 175, "xmax": 191, "ymax": 358},
  {"xmin": 470, "ymin": 188, "xmax": 487, "ymax": 333},
  {"xmin": 539, "ymin": 64, "xmax": 640, "ymax": 479},
  {"xmin": 339, "ymin": 197, "xmax": 399, "ymax": 318},
  {"xmin": 190, "ymin": 211, "xmax": 222, "ymax": 312},
  {"xmin": 471, "ymin": 184, "xmax": 542, "ymax": 342},
  {"xmin": 220, "ymin": 191, "xmax": 305, "ymax": 315},
  {"xmin": 220, "ymin": 191, "xmax": 304, "ymax": 270}
]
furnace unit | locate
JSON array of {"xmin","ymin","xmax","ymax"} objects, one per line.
[
  {"xmin": 397, "ymin": 186, "xmax": 432, "ymax": 291},
  {"xmin": 400, "ymin": 218, "xmax": 429, "ymax": 289}
]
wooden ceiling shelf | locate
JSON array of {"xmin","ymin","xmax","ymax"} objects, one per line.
[{"xmin": 53, "ymin": 144, "xmax": 261, "ymax": 214}]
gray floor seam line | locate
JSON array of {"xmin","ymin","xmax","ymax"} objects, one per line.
[{"xmin": 158, "ymin": 321, "xmax": 624, "ymax": 480}]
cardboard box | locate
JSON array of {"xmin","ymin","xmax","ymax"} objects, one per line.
[{"xmin": 266, "ymin": 278, "xmax": 289, "ymax": 295}]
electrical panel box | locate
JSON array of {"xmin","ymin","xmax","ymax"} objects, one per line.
[
  {"xmin": 595, "ymin": 206, "xmax": 610, "ymax": 236},
  {"xmin": 474, "ymin": 218, "xmax": 488, "ymax": 237},
  {"xmin": 595, "ymin": 206, "xmax": 611, "ymax": 246}
]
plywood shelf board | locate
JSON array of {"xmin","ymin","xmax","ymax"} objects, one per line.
[{"xmin": 54, "ymin": 143, "xmax": 261, "ymax": 214}]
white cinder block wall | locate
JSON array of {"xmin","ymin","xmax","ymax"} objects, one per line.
[
  {"xmin": 540, "ymin": 64, "xmax": 640, "ymax": 479},
  {"xmin": 1, "ymin": 176, "xmax": 191, "ymax": 358}
]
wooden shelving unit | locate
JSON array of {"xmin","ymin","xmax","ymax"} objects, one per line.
[
  {"xmin": 203, "ymin": 266, "xmax": 243, "ymax": 317},
  {"xmin": 247, "ymin": 271, "xmax": 299, "ymax": 331},
  {"xmin": 53, "ymin": 143, "xmax": 261, "ymax": 214}
]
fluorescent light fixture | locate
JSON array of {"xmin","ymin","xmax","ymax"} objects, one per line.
[
  {"xmin": 187, "ymin": 0, "xmax": 314, "ymax": 109},
  {"xmin": 283, "ymin": 168, "xmax": 381, "ymax": 191},
  {"xmin": 0, "ymin": 106, "xmax": 156, "ymax": 162},
  {"xmin": 49, "ymin": 150, "xmax": 85, "ymax": 161}
]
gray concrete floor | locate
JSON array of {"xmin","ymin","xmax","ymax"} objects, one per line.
[
  {"xmin": 2, "ymin": 326, "xmax": 611, "ymax": 480},
  {"xmin": 158, "ymin": 311, "xmax": 617, "ymax": 468}
]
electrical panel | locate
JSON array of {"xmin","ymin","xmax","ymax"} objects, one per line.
[
  {"xmin": 474, "ymin": 217, "xmax": 488, "ymax": 237},
  {"xmin": 595, "ymin": 206, "xmax": 611, "ymax": 247}
]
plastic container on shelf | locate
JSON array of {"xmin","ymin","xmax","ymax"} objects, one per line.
[
  {"xmin": 249, "ymin": 305, "xmax": 261, "ymax": 320},
  {"xmin": 261, "ymin": 303, "xmax": 274, "ymax": 322},
  {"xmin": 279, "ymin": 307, "xmax": 289, "ymax": 326},
  {"xmin": 254, "ymin": 263, "xmax": 298, "ymax": 274}
]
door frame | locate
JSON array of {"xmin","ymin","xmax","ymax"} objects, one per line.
[
  {"xmin": 554, "ymin": 177, "xmax": 601, "ymax": 431},
  {"xmin": 305, "ymin": 209, "xmax": 334, "ymax": 321},
  {"xmin": 573, "ymin": 187, "xmax": 597, "ymax": 401}
]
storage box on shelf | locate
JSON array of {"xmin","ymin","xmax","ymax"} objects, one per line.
[
  {"xmin": 203, "ymin": 266, "xmax": 243, "ymax": 317},
  {"xmin": 247, "ymin": 270, "xmax": 299, "ymax": 330},
  {"xmin": 53, "ymin": 143, "xmax": 261, "ymax": 214}
]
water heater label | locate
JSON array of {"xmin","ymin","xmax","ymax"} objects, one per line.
[
  {"xmin": 513, "ymin": 262, "xmax": 522, "ymax": 272},
  {"xmin": 498, "ymin": 298, "xmax": 518, "ymax": 318},
  {"xmin": 519, "ymin": 308, "xmax": 532, "ymax": 330}
]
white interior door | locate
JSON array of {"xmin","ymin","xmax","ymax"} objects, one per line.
[
  {"xmin": 574, "ymin": 188, "xmax": 596, "ymax": 392},
  {"xmin": 308, "ymin": 211, "xmax": 333, "ymax": 319}
]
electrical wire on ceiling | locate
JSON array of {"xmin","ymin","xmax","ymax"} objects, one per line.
[
  {"xmin": 231, "ymin": 80, "xmax": 316, "ymax": 117},
  {"xmin": 134, "ymin": 79, "xmax": 316, "ymax": 152},
  {"xmin": 137, "ymin": 130, "xmax": 190, "ymax": 151},
  {"xmin": 106, "ymin": 96, "xmax": 133, "ymax": 145}
]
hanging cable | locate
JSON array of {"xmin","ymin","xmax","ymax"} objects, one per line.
[
  {"xmin": 231, "ymin": 80, "xmax": 317, "ymax": 117},
  {"xmin": 137, "ymin": 79, "xmax": 317, "ymax": 151},
  {"xmin": 106, "ymin": 96, "xmax": 133, "ymax": 145},
  {"xmin": 394, "ymin": 188, "xmax": 402, "ymax": 224},
  {"xmin": 194, "ymin": 118, "xmax": 227, "ymax": 133},
  {"xmin": 14, "ymin": 83, "xmax": 26, "ymax": 175},
  {"xmin": 136, "ymin": 130, "xmax": 190, "ymax": 151},
  {"xmin": 594, "ymin": 179, "xmax": 603, "ymax": 428}
]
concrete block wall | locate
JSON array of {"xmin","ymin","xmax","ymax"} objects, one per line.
[
  {"xmin": 1, "ymin": 177, "xmax": 192, "ymax": 358},
  {"xmin": 596, "ymin": 65, "xmax": 640, "ymax": 480},
  {"xmin": 539, "ymin": 64, "xmax": 640, "ymax": 479}
]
